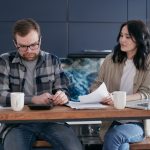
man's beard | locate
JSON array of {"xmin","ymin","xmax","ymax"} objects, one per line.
[{"xmin": 22, "ymin": 52, "xmax": 39, "ymax": 61}]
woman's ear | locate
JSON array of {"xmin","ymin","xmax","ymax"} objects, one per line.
[{"xmin": 39, "ymin": 36, "xmax": 42, "ymax": 44}]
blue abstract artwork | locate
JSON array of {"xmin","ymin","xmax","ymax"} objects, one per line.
[{"xmin": 61, "ymin": 58, "xmax": 104, "ymax": 101}]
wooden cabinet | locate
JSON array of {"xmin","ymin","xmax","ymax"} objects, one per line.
[
  {"xmin": 0, "ymin": 0, "xmax": 67, "ymax": 21},
  {"xmin": 0, "ymin": 0, "xmax": 149, "ymax": 57},
  {"xmin": 128, "ymin": 0, "xmax": 146, "ymax": 22},
  {"xmin": 147, "ymin": 0, "xmax": 150, "ymax": 26},
  {"xmin": 69, "ymin": 23, "xmax": 120, "ymax": 54},
  {"xmin": 40, "ymin": 23, "xmax": 68, "ymax": 57},
  {"xmin": 69, "ymin": 0, "xmax": 127, "ymax": 22},
  {"xmin": 0, "ymin": 0, "xmax": 68, "ymax": 57},
  {"xmin": 68, "ymin": 0, "xmax": 127, "ymax": 55}
]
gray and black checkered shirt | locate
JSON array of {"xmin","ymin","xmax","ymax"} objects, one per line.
[{"xmin": 0, "ymin": 50, "xmax": 70, "ymax": 106}]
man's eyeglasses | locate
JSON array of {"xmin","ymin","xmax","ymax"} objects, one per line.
[{"xmin": 16, "ymin": 41, "xmax": 40, "ymax": 52}]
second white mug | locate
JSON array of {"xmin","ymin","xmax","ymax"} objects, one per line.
[
  {"xmin": 113, "ymin": 91, "xmax": 126, "ymax": 109},
  {"xmin": 144, "ymin": 119, "xmax": 150, "ymax": 137}
]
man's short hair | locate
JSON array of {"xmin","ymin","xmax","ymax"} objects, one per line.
[{"xmin": 13, "ymin": 18, "xmax": 41, "ymax": 42}]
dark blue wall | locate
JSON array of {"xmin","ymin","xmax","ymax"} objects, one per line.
[{"xmin": 0, "ymin": 0, "xmax": 149, "ymax": 57}]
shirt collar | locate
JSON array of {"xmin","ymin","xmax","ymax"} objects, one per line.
[{"xmin": 11, "ymin": 50, "xmax": 46, "ymax": 66}]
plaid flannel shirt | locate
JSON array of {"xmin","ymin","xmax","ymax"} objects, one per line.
[{"xmin": 0, "ymin": 50, "xmax": 70, "ymax": 106}]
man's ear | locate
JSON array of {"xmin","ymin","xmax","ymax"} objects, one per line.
[{"xmin": 13, "ymin": 39, "xmax": 17, "ymax": 47}]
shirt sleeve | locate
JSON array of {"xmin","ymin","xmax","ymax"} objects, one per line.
[
  {"xmin": 90, "ymin": 58, "xmax": 107, "ymax": 92},
  {"xmin": 52, "ymin": 56, "xmax": 70, "ymax": 99},
  {"xmin": 137, "ymin": 55, "xmax": 150, "ymax": 99},
  {"xmin": 0, "ymin": 57, "xmax": 11, "ymax": 106}
]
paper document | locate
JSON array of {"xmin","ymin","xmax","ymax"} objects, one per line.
[
  {"xmin": 67, "ymin": 101, "xmax": 108, "ymax": 109},
  {"xmin": 79, "ymin": 82, "xmax": 109, "ymax": 103},
  {"xmin": 0, "ymin": 106, "xmax": 11, "ymax": 110},
  {"xmin": 67, "ymin": 82, "xmax": 109, "ymax": 109}
]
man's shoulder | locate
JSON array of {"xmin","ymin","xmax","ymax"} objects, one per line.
[
  {"xmin": 41, "ymin": 51, "xmax": 60, "ymax": 61},
  {"xmin": 0, "ymin": 51, "xmax": 16, "ymax": 60},
  {"xmin": 0, "ymin": 52, "xmax": 10, "ymax": 59}
]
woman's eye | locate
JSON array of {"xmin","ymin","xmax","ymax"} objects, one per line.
[
  {"xmin": 126, "ymin": 36, "xmax": 131, "ymax": 39},
  {"xmin": 120, "ymin": 34, "xmax": 123, "ymax": 37}
]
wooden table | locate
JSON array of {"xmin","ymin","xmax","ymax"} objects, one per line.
[{"xmin": 0, "ymin": 105, "xmax": 150, "ymax": 122}]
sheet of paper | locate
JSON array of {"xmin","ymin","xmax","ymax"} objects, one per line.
[
  {"xmin": 0, "ymin": 106, "xmax": 11, "ymax": 110},
  {"xmin": 67, "ymin": 101, "xmax": 108, "ymax": 109},
  {"xmin": 78, "ymin": 82, "xmax": 109, "ymax": 104}
]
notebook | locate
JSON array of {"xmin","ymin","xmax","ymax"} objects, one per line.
[{"xmin": 126, "ymin": 99, "xmax": 150, "ymax": 110}]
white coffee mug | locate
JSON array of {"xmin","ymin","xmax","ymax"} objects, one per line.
[
  {"xmin": 11, "ymin": 92, "xmax": 24, "ymax": 111},
  {"xmin": 144, "ymin": 119, "xmax": 150, "ymax": 137},
  {"xmin": 113, "ymin": 91, "xmax": 126, "ymax": 109}
]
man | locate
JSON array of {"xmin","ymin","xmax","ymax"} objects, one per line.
[{"xmin": 0, "ymin": 18, "xmax": 82, "ymax": 150}]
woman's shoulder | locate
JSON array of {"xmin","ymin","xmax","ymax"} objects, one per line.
[
  {"xmin": 146, "ymin": 54, "xmax": 150, "ymax": 68},
  {"xmin": 105, "ymin": 53, "xmax": 113, "ymax": 59},
  {"xmin": 103, "ymin": 53, "xmax": 113, "ymax": 64}
]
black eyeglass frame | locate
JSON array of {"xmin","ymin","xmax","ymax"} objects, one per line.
[{"xmin": 15, "ymin": 37, "xmax": 41, "ymax": 52}]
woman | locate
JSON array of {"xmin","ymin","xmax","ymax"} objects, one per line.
[{"xmin": 91, "ymin": 20, "xmax": 150, "ymax": 150}]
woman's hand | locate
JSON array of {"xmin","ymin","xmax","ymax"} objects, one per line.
[{"xmin": 100, "ymin": 93, "xmax": 114, "ymax": 105}]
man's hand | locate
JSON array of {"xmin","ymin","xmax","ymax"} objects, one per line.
[
  {"xmin": 32, "ymin": 93, "xmax": 53, "ymax": 104},
  {"xmin": 51, "ymin": 90, "xmax": 69, "ymax": 105}
]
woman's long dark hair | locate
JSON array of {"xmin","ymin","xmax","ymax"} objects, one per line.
[{"xmin": 112, "ymin": 20, "xmax": 150, "ymax": 70}]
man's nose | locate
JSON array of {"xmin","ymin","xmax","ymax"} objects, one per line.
[{"xmin": 26, "ymin": 46, "xmax": 32, "ymax": 52}]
